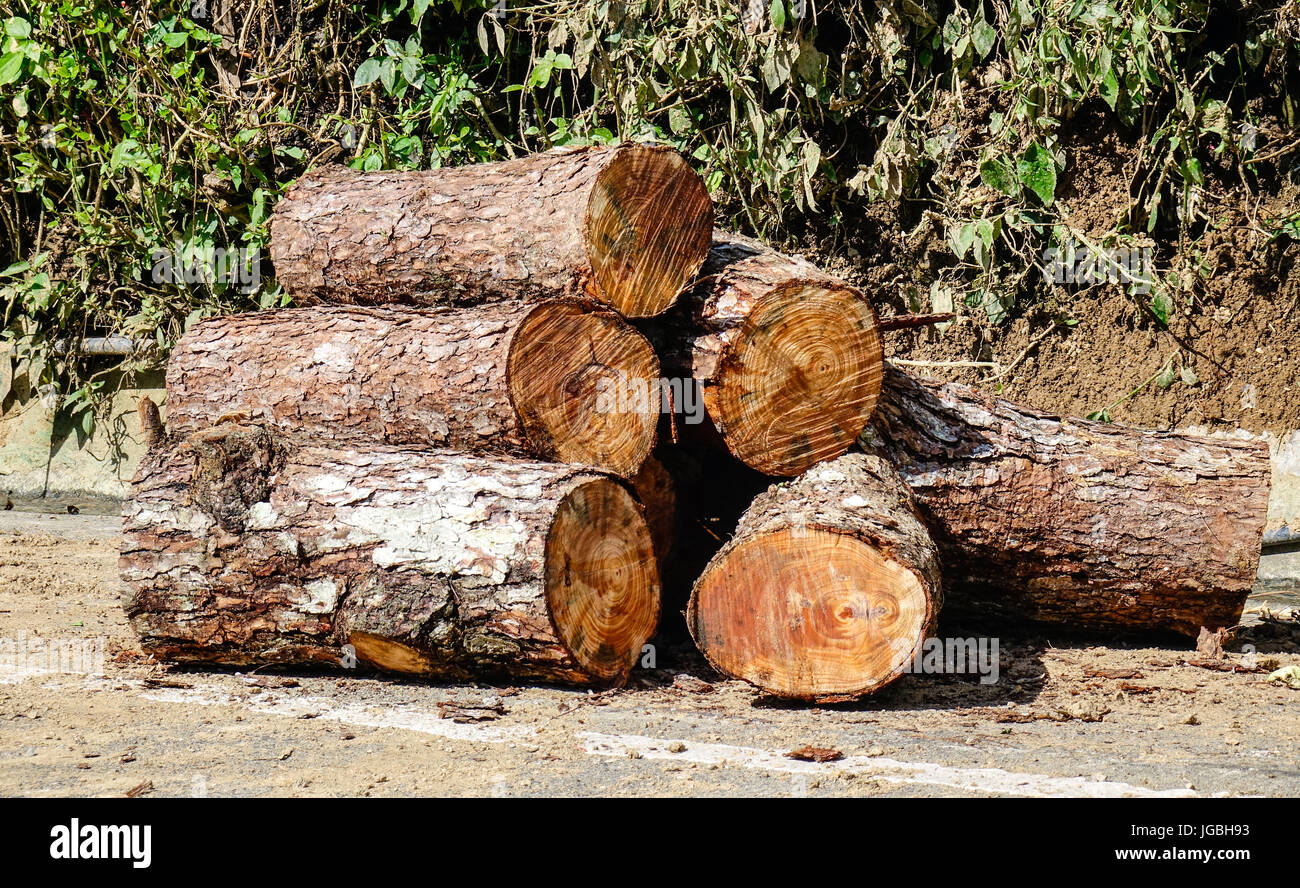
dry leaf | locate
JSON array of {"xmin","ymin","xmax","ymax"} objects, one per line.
[{"xmin": 785, "ymin": 745, "xmax": 843, "ymax": 763}]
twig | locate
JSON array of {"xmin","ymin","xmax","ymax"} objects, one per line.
[
  {"xmin": 878, "ymin": 312, "xmax": 956, "ymax": 331},
  {"xmin": 987, "ymin": 321, "xmax": 1064, "ymax": 381},
  {"xmin": 889, "ymin": 359, "xmax": 998, "ymax": 370}
]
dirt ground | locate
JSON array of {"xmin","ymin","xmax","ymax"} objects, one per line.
[
  {"xmin": 802, "ymin": 102, "xmax": 1300, "ymax": 439},
  {"xmin": 2, "ymin": 510, "xmax": 1297, "ymax": 798}
]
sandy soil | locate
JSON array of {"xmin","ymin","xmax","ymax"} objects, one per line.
[{"xmin": 1, "ymin": 511, "xmax": 1298, "ymax": 798}]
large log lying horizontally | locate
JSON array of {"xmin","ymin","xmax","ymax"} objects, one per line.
[
  {"xmin": 167, "ymin": 300, "xmax": 659, "ymax": 478},
  {"xmin": 121, "ymin": 425, "xmax": 661, "ymax": 686},
  {"xmin": 270, "ymin": 144, "xmax": 714, "ymax": 317},
  {"xmin": 688, "ymin": 453, "xmax": 941, "ymax": 701},
  {"xmin": 862, "ymin": 366, "xmax": 1272, "ymax": 636},
  {"xmin": 643, "ymin": 232, "xmax": 884, "ymax": 476}
]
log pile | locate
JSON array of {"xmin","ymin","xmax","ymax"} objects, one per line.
[{"xmin": 123, "ymin": 143, "xmax": 1273, "ymax": 701}]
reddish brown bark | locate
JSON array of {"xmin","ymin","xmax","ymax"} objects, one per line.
[
  {"xmin": 862, "ymin": 366, "xmax": 1272, "ymax": 636},
  {"xmin": 270, "ymin": 144, "xmax": 713, "ymax": 317},
  {"xmin": 166, "ymin": 300, "xmax": 659, "ymax": 478},
  {"xmin": 121, "ymin": 425, "xmax": 661, "ymax": 686}
]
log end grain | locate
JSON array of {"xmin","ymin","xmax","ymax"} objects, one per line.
[
  {"xmin": 508, "ymin": 299, "xmax": 660, "ymax": 477},
  {"xmin": 708, "ymin": 281, "xmax": 883, "ymax": 476},
  {"xmin": 688, "ymin": 453, "xmax": 940, "ymax": 701},
  {"xmin": 628, "ymin": 454, "xmax": 676, "ymax": 569},
  {"xmin": 585, "ymin": 145, "xmax": 713, "ymax": 317},
  {"xmin": 690, "ymin": 529, "xmax": 930, "ymax": 701},
  {"xmin": 544, "ymin": 478, "xmax": 661, "ymax": 683}
]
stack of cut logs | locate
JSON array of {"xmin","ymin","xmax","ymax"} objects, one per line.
[{"xmin": 121, "ymin": 144, "xmax": 1273, "ymax": 702}]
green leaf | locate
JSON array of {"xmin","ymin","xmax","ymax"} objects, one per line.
[
  {"xmin": 353, "ymin": 58, "xmax": 384, "ymax": 88},
  {"xmin": 0, "ymin": 52, "xmax": 23, "ymax": 86},
  {"xmin": 949, "ymin": 222, "xmax": 976, "ymax": 260},
  {"xmin": 162, "ymin": 31, "xmax": 188, "ymax": 48},
  {"xmin": 411, "ymin": 0, "xmax": 432, "ymax": 25},
  {"xmin": 400, "ymin": 56, "xmax": 421, "ymax": 86},
  {"xmin": 1099, "ymin": 67, "xmax": 1120, "ymax": 109},
  {"xmin": 378, "ymin": 59, "xmax": 396, "ymax": 93},
  {"xmin": 1148, "ymin": 291, "xmax": 1172, "ymax": 325},
  {"xmin": 668, "ymin": 107, "xmax": 692, "ymax": 135},
  {"xmin": 1017, "ymin": 142, "xmax": 1056, "ymax": 205},
  {"xmin": 5, "ymin": 17, "xmax": 31, "ymax": 38},
  {"xmin": 770, "ymin": 0, "xmax": 786, "ymax": 31},
  {"xmin": 794, "ymin": 38, "xmax": 827, "ymax": 84},
  {"xmin": 979, "ymin": 157, "xmax": 1018, "ymax": 196},
  {"xmin": 972, "ymin": 21, "xmax": 997, "ymax": 58}
]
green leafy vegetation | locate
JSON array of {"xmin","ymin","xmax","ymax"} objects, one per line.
[{"xmin": 1, "ymin": 0, "xmax": 1297, "ymax": 433}]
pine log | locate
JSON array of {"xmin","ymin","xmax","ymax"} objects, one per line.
[
  {"xmin": 166, "ymin": 300, "xmax": 659, "ymax": 478},
  {"xmin": 628, "ymin": 455, "xmax": 676, "ymax": 571},
  {"xmin": 862, "ymin": 366, "xmax": 1272, "ymax": 636},
  {"xmin": 270, "ymin": 144, "xmax": 714, "ymax": 317},
  {"xmin": 688, "ymin": 453, "xmax": 941, "ymax": 701},
  {"xmin": 642, "ymin": 232, "xmax": 884, "ymax": 476},
  {"xmin": 120, "ymin": 425, "xmax": 661, "ymax": 686}
]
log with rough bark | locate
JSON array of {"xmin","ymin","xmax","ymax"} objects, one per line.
[
  {"xmin": 270, "ymin": 144, "xmax": 714, "ymax": 318},
  {"xmin": 642, "ymin": 232, "xmax": 884, "ymax": 476},
  {"xmin": 688, "ymin": 452, "xmax": 941, "ymax": 701},
  {"xmin": 166, "ymin": 300, "xmax": 659, "ymax": 478},
  {"xmin": 861, "ymin": 366, "xmax": 1272, "ymax": 636},
  {"xmin": 121, "ymin": 425, "xmax": 661, "ymax": 686}
]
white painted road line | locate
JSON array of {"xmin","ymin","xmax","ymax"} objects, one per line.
[
  {"xmin": 579, "ymin": 731, "xmax": 1199, "ymax": 798},
  {"xmin": 5, "ymin": 672, "xmax": 1206, "ymax": 796},
  {"xmin": 137, "ymin": 683, "xmax": 537, "ymax": 744}
]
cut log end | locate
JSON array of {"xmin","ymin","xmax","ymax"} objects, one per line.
[
  {"xmin": 349, "ymin": 633, "xmax": 439, "ymax": 675},
  {"xmin": 585, "ymin": 146, "xmax": 713, "ymax": 317},
  {"xmin": 690, "ymin": 527, "xmax": 930, "ymax": 701},
  {"xmin": 711, "ymin": 283, "xmax": 883, "ymax": 476},
  {"xmin": 508, "ymin": 300, "xmax": 659, "ymax": 477},
  {"xmin": 628, "ymin": 455, "xmax": 676, "ymax": 567},
  {"xmin": 545, "ymin": 478, "xmax": 660, "ymax": 683}
]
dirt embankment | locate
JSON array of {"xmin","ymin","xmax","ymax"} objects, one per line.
[{"xmin": 806, "ymin": 104, "xmax": 1300, "ymax": 436}]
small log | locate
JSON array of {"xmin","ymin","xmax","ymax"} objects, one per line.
[
  {"xmin": 862, "ymin": 366, "xmax": 1272, "ymax": 636},
  {"xmin": 688, "ymin": 452, "xmax": 941, "ymax": 701},
  {"xmin": 643, "ymin": 232, "xmax": 884, "ymax": 476},
  {"xmin": 270, "ymin": 144, "xmax": 714, "ymax": 317},
  {"xmin": 120, "ymin": 425, "xmax": 661, "ymax": 686},
  {"xmin": 166, "ymin": 300, "xmax": 659, "ymax": 478},
  {"xmin": 628, "ymin": 454, "xmax": 676, "ymax": 571}
]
